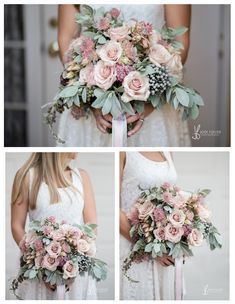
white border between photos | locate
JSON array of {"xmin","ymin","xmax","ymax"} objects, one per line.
[{"xmin": 0, "ymin": 0, "xmax": 233, "ymax": 303}]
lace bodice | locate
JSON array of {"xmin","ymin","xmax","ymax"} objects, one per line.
[
  {"xmin": 28, "ymin": 168, "xmax": 84, "ymax": 224},
  {"xmin": 121, "ymin": 152, "xmax": 177, "ymax": 213}
]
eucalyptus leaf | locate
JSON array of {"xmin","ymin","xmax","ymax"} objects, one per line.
[
  {"xmin": 190, "ymin": 103, "xmax": 199, "ymax": 119},
  {"xmin": 59, "ymin": 86, "xmax": 78, "ymax": 98},
  {"xmin": 74, "ymin": 94, "xmax": 80, "ymax": 107},
  {"xmin": 98, "ymin": 36, "xmax": 107, "ymax": 44},
  {"xmin": 82, "ymin": 88, "xmax": 87, "ymax": 103},
  {"xmin": 175, "ymin": 87, "xmax": 190, "ymax": 107}
]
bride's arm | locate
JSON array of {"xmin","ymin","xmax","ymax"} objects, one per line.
[
  {"xmin": 119, "ymin": 152, "xmax": 131, "ymax": 242},
  {"xmin": 58, "ymin": 5, "xmax": 80, "ymax": 63},
  {"xmin": 165, "ymin": 4, "xmax": 191, "ymax": 64},
  {"xmin": 81, "ymin": 169, "xmax": 97, "ymax": 230},
  {"xmin": 11, "ymin": 174, "xmax": 29, "ymax": 246}
]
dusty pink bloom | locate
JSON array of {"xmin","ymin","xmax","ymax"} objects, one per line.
[
  {"xmin": 50, "ymin": 229, "xmax": 65, "ymax": 241},
  {"xmin": 62, "ymin": 242, "xmax": 71, "ymax": 253},
  {"xmin": 122, "ymin": 40, "xmax": 137, "ymax": 61},
  {"xmin": 79, "ymin": 63, "xmax": 95, "ymax": 87},
  {"xmin": 34, "ymin": 239, "xmax": 44, "ymax": 252},
  {"xmin": 128, "ymin": 206, "xmax": 139, "ymax": 225},
  {"xmin": 168, "ymin": 209, "xmax": 186, "ymax": 227},
  {"xmin": 42, "ymin": 254, "xmax": 59, "ymax": 271},
  {"xmin": 162, "ymin": 191, "xmax": 173, "ymax": 204},
  {"xmin": 47, "ymin": 216, "xmax": 56, "ymax": 223},
  {"xmin": 116, "ymin": 64, "xmax": 134, "ymax": 83},
  {"xmin": 185, "ymin": 210, "xmax": 194, "ymax": 221},
  {"xmin": 162, "ymin": 182, "xmax": 171, "ymax": 190},
  {"xmin": 174, "ymin": 186, "xmax": 181, "ymax": 192},
  {"xmin": 77, "ymin": 239, "xmax": 90, "ymax": 253},
  {"xmin": 79, "ymin": 36, "xmax": 95, "ymax": 60},
  {"xmin": 43, "ymin": 226, "xmax": 53, "ymax": 236},
  {"xmin": 61, "ymin": 220, "xmax": 67, "ymax": 225},
  {"xmin": 46, "ymin": 241, "xmax": 62, "ymax": 258},
  {"xmin": 97, "ymin": 17, "xmax": 110, "ymax": 30},
  {"xmin": 137, "ymin": 200, "xmax": 155, "ymax": 220},
  {"xmin": 165, "ymin": 223, "xmax": 184, "ymax": 243},
  {"xmin": 182, "ymin": 224, "xmax": 193, "ymax": 237},
  {"xmin": 110, "ymin": 8, "xmax": 121, "ymax": 19},
  {"xmin": 108, "ymin": 24, "xmax": 129, "ymax": 41},
  {"xmin": 94, "ymin": 60, "xmax": 116, "ymax": 90},
  {"xmin": 153, "ymin": 207, "xmax": 165, "ymax": 222},
  {"xmin": 97, "ymin": 41, "xmax": 122, "ymax": 66},
  {"xmin": 63, "ymin": 260, "xmax": 78, "ymax": 279},
  {"xmin": 35, "ymin": 256, "xmax": 43, "ymax": 269},
  {"xmin": 153, "ymin": 227, "xmax": 165, "ymax": 241}
]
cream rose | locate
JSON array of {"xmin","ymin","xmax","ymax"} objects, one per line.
[
  {"xmin": 63, "ymin": 260, "xmax": 79, "ymax": 279},
  {"xmin": 42, "ymin": 254, "xmax": 59, "ymax": 271},
  {"xmin": 94, "ymin": 60, "xmax": 116, "ymax": 91},
  {"xmin": 149, "ymin": 44, "xmax": 172, "ymax": 67},
  {"xmin": 77, "ymin": 239, "xmax": 90, "ymax": 253},
  {"xmin": 166, "ymin": 53, "xmax": 183, "ymax": 79},
  {"xmin": 86, "ymin": 241, "xmax": 97, "ymax": 257},
  {"xmin": 153, "ymin": 227, "xmax": 165, "ymax": 241},
  {"xmin": 165, "ymin": 223, "xmax": 184, "ymax": 243},
  {"xmin": 168, "ymin": 210, "xmax": 186, "ymax": 227},
  {"xmin": 79, "ymin": 63, "xmax": 95, "ymax": 87},
  {"xmin": 149, "ymin": 30, "xmax": 161, "ymax": 48},
  {"xmin": 187, "ymin": 228, "xmax": 203, "ymax": 246},
  {"xmin": 97, "ymin": 41, "xmax": 122, "ymax": 66},
  {"xmin": 137, "ymin": 201, "xmax": 154, "ymax": 220},
  {"xmin": 122, "ymin": 71, "xmax": 150, "ymax": 103},
  {"xmin": 107, "ymin": 24, "xmax": 129, "ymax": 41},
  {"xmin": 195, "ymin": 204, "xmax": 211, "ymax": 221},
  {"xmin": 46, "ymin": 241, "xmax": 62, "ymax": 258}
]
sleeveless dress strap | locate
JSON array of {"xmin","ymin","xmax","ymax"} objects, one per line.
[{"xmin": 72, "ymin": 168, "xmax": 83, "ymax": 194}]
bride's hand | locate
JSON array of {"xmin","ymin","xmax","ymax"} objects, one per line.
[
  {"xmin": 127, "ymin": 104, "xmax": 154, "ymax": 137},
  {"xmin": 92, "ymin": 108, "xmax": 112, "ymax": 133},
  {"xmin": 156, "ymin": 254, "xmax": 175, "ymax": 267}
]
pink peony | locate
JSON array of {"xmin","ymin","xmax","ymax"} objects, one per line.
[
  {"xmin": 168, "ymin": 209, "xmax": 186, "ymax": 227},
  {"xmin": 42, "ymin": 254, "xmax": 59, "ymax": 271},
  {"xmin": 46, "ymin": 241, "xmax": 62, "ymax": 258},
  {"xmin": 63, "ymin": 260, "xmax": 78, "ymax": 279},
  {"xmin": 94, "ymin": 60, "xmax": 116, "ymax": 90},
  {"xmin": 108, "ymin": 24, "xmax": 129, "ymax": 41},
  {"xmin": 97, "ymin": 41, "xmax": 122, "ymax": 66},
  {"xmin": 187, "ymin": 228, "xmax": 203, "ymax": 246},
  {"xmin": 77, "ymin": 239, "xmax": 90, "ymax": 253},
  {"xmin": 137, "ymin": 201, "xmax": 155, "ymax": 220},
  {"xmin": 122, "ymin": 71, "xmax": 150, "ymax": 103},
  {"xmin": 164, "ymin": 223, "xmax": 184, "ymax": 243},
  {"xmin": 153, "ymin": 207, "xmax": 166, "ymax": 222}
]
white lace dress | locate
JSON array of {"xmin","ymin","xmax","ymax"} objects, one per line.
[
  {"xmin": 17, "ymin": 168, "xmax": 97, "ymax": 300},
  {"xmin": 120, "ymin": 152, "xmax": 178, "ymax": 300},
  {"xmin": 57, "ymin": 4, "xmax": 191, "ymax": 147}
]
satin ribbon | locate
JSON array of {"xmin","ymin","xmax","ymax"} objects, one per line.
[
  {"xmin": 112, "ymin": 113, "xmax": 127, "ymax": 147},
  {"xmin": 57, "ymin": 284, "xmax": 66, "ymax": 300},
  {"xmin": 175, "ymin": 257, "xmax": 183, "ymax": 300}
]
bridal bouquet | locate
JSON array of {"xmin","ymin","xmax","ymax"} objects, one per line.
[
  {"xmin": 122, "ymin": 183, "xmax": 221, "ymax": 282},
  {"xmin": 44, "ymin": 5, "xmax": 204, "ymax": 143},
  {"xmin": 11, "ymin": 217, "xmax": 107, "ymax": 299}
]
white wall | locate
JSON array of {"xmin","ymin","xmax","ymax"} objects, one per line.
[
  {"xmin": 173, "ymin": 152, "xmax": 229, "ymax": 300},
  {"xmin": 5, "ymin": 152, "xmax": 115, "ymax": 300}
]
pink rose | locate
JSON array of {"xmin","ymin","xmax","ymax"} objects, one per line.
[
  {"xmin": 108, "ymin": 24, "xmax": 129, "ymax": 41},
  {"xmin": 62, "ymin": 242, "xmax": 71, "ymax": 254},
  {"xmin": 168, "ymin": 210, "xmax": 186, "ymax": 227},
  {"xmin": 172, "ymin": 194, "xmax": 187, "ymax": 209},
  {"xmin": 162, "ymin": 191, "xmax": 173, "ymax": 204},
  {"xmin": 43, "ymin": 226, "xmax": 53, "ymax": 236},
  {"xmin": 122, "ymin": 71, "xmax": 150, "ymax": 103},
  {"xmin": 86, "ymin": 241, "xmax": 96, "ymax": 257},
  {"xmin": 35, "ymin": 255, "xmax": 43, "ymax": 269},
  {"xmin": 63, "ymin": 260, "xmax": 78, "ymax": 279},
  {"xmin": 79, "ymin": 63, "xmax": 95, "ymax": 87},
  {"xmin": 42, "ymin": 254, "xmax": 59, "ymax": 271},
  {"xmin": 137, "ymin": 201, "xmax": 154, "ymax": 220},
  {"xmin": 195, "ymin": 204, "xmax": 211, "ymax": 221},
  {"xmin": 77, "ymin": 239, "xmax": 90, "ymax": 253},
  {"xmin": 110, "ymin": 8, "xmax": 121, "ymax": 19},
  {"xmin": 187, "ymin": 228, "xmax": 203, "ymax": 246},
  {"xmin": 149, "ymin": 44, "xmax": 172, "ymax": 67},
  {"xmin": 94, "ymin": 60, "xmax": 116, "ymax": 90},
  {"xmin": 46, "ymin": 241, "xmax": 62, "ymax": 258},
  {"xmin": 166, "ymin": 53, "xmax": 183, "ymax": 79},
  {"xmin": 97, "ymin": 41, "xmax": 122, "ymax": 66},
  {"xmin": 165, "ymin": 223, "xmax": 184, "ymax": 243},
  {"xmin": 50, "ymin": 229, "xmax": 65, "ymax": 241},
  {"xmin": 153, "ymin": 227, "xmax": 165, "ymax": 241},
  {"xmin": 47, "ymin": 216, "xmax": 56, "ymax": 223}
]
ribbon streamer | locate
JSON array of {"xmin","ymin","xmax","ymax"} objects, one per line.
[
  {"xmin": 175, "ymin": 257, "xmax": 183, "ymax": 300},
  {"xmin": 112, "ymin": 113, "xmax": 127, "ymax": 147},
  {"xmin": 57, "ymin": 284, "xmax": 66, "ymax": 300}
]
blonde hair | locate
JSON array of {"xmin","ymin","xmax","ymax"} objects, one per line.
[{"xmin": 11, "ymin": 153, "xmax": 77, "ymax": 210}]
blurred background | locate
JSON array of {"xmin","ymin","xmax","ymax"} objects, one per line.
[
  {"xmin": 5, "ymin": 152, "xmax": 115, "ymax": 300},
  {"xmin": 4, "ymin": 4, "xmax": 230, "ymax": 146},
  {"xmin": 173, "ymin": 151, "xmax": 229, "ymax": 300}
]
